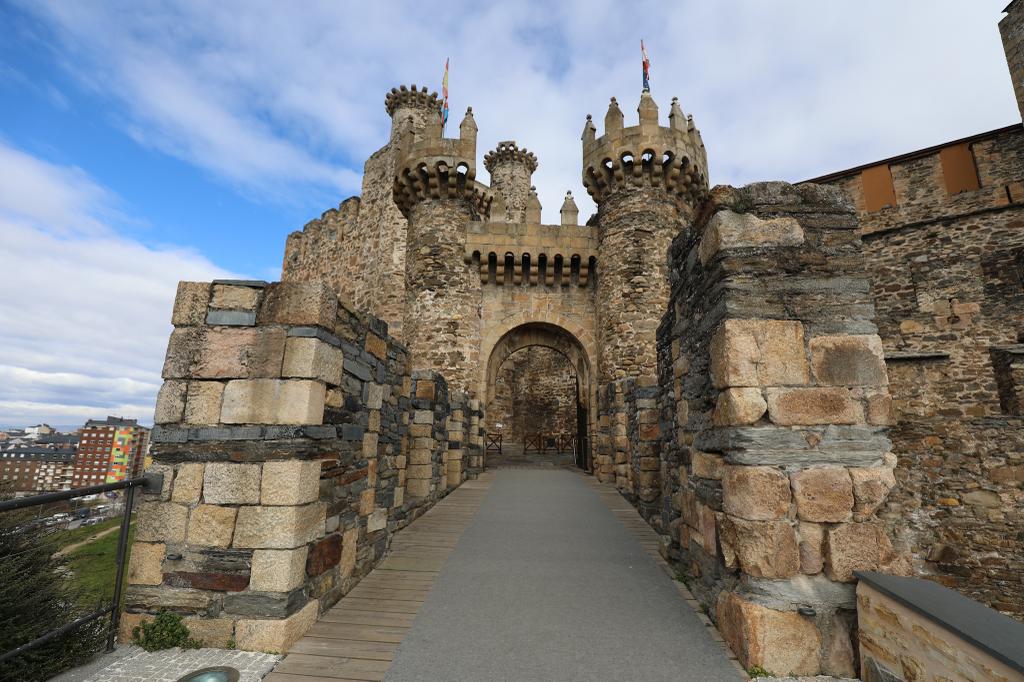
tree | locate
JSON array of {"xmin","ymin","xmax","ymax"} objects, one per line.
[{"xmin": 0, "ymin": 497, "xmax": 107, "ymax": 682}]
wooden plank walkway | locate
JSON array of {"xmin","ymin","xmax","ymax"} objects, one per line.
[{"xmin": 264, "ymin": 473, "xmax": 494, "ymax": 682}]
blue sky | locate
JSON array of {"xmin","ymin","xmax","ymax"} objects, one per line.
[{"xmin": 0, "ymin": 0, "xmax": 1018, "ymax": 428}]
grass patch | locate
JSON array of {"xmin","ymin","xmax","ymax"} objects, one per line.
[
  {"xmin": 53, "ymin": 517, "xmax": 123, "ymax": 551},
  {"xmin": 65, "ymin": 522, "xmax": 136, "ymax": 606}
]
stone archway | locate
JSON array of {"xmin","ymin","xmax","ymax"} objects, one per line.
[{"xmin": 483, "ymin": 322, "xmax": 596, "ymax": 469}]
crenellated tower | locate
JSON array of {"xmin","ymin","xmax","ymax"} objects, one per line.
[
  {"xmin": 583, "ymin": 92, "xmax": 709, "ymax": 494},
  {"xmin": 393, "ymin": 107, "xmax": 491, "ymax": 395},
  {"xmin": 483, "ymin": 141, "xmax": 538, "ymax": 223},
  {"xmin": 583, "ymin": 92, "xmax": 709, "ymax": 383}
]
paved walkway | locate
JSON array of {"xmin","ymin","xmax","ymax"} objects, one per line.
[{"xmin": 267, "ymin": 469, "xmax": 744, "ymax": 682}]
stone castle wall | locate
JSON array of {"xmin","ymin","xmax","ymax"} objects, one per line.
[
  {"xmin": 656, "ymin": 182, "xmax": 901, "ymax": 676},
  {"xmin": 125, "ymin": 279, "xmax": 484, "ymax": 651},
  {"xmin": 816, "ymin": 126, "xmax": 1024, "ymax": 618}
]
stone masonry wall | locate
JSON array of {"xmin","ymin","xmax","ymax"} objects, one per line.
[
  {"xmin": 282, "ymin": 198, "xmax": 361, "ymax": 303},
  {"xmin": 124, "ymin": 279, "xmax": 480, "ymax": 652},
  {"xmin": 657, "ymin": 182, "xmax": 902, "ymax": 676},
  {"xmin": 817, "ymin": 126, "xmax": 1024, "ymax": 619}
]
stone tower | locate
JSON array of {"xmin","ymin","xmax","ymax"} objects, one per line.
[
  {"xmin": 583, "ymin": 93, "xmax": 709, "ymax": 383},
  {"xmin": 1000, "ymin": 0, "xmax": 1024, "ymax": 121},
  {"xmin": 393, "ymin": 107, "xmax": 491, "ymax": 393},
  {"xmin": 483, "ymin": 140, "xmax": 538, "ymax": 223}
]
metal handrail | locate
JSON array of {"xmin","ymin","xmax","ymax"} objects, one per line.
[{"xmin": 0, "ymin": 471, "xmax": 163, "ymax": 664}]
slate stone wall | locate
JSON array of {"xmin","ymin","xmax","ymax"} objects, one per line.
[{"xmin": 656, "ymin": 182, "xmax": 901, "ymax": 676}]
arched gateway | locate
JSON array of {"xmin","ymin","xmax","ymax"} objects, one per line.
[{"xmin": 483, "ymin": 322, "xmax": 595, "ymax": 469}]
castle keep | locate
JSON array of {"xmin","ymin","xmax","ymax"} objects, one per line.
[{"xmin": 128, "ymin": 5, "xmax": 1023, "ymax": 677}]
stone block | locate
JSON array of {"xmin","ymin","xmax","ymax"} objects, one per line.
[
  {"xmin": 162, "ymin": 328, "xmax": 204, "ymax": 379},
  {"xmin": 413, "ymin": 409, "xmax": 433, "ymax": 424},
  {"xmin": 184, "ymin": 381, "xmax": 225, "ymax": 425},
  {"xmin": 866, "ymin": 392, "xmax": 896, "ymax": 425},
  {"xmin": 362, "ymin": 432, "xmax": 379, "ymax": 458},
  {"xmin": 719, "ymin": 515, "xmax": 799, "ymax": 578},
  {"xmin": 204, "ymin": 462, "xmax": 261, "ymax": 505},
  {"xmin": 306, "ymin": 534, "xmax": 341, "ymax": 576},
  {"xmin": 171, "ymin": 462, "xmax": 205, "ymax": 504},
  {"xmin": 192, "ymin": 327, "xmax": 286, "ymax": 379},
  {"xmin": 154, "ymin": 380, "xmax": 186, "ymax": 424},
  {"xmin": 172, "ymin": 281, "xmax": 211, "ymax": 326},
  {"xmin": 710, "ymin": 319, "xmax": 809, "ymax": 389},
  {"xmin": 340, "ymin": 528, "xmax": 358, "ymax": 578},
  {"xmin": 251, "ymin": 547, "xmax": 309, "ymax": 592},
  {"xmin": 809, "ymin": 334, "xmax": 888, "ymax": 386},
  {"xmin": 118, "ymin": 612, "xmax": 151, "ymax": 643},
  {"xmin": 407, "ymin": 478, "xmax": 431, "ymax": 498},
  {"xmin": 791, "ymin": 468, "xmax": 854, "ymax": 522},
  {"xmin": 220, "ymin": 379, "xmax": 326, "ymax": 425},
  {"xmin": 367, "ymin": 508, "xmax": 388, "ymax": 532},
  {"xmin": 184, "ymin": 617, "xmax": 235, "ymax": 648},
  {"xmin": 415, "ymin": 380, "xmax": 436, "ymax": 399},
  {"xmin": 211, "ymin": 284, "xmax": 260, "ymax": 310},
  {"xmin": 713, "ymin": 387, "xmax": 767, "ymax": 426},
  {"xmin": 187, "ymin": 504, "xmax": 238, "ymax": 548},
  {"xmin": 691, "ymin": 451, "xmax": 724, "ymax": 480},
  {"xmin": 698, "ymin": 210, "xmax": 805, "ymax": 266},
  {"xmin": 365, "ymin": 332, "xmax": 388, "ymax": 360},
  {"xmin": 261, "ymin": 460, "xmax": 321, "ymax": 506},
  {"xmin": 850, "ymin": 466, "xmax": 896, "ymax": 520},
  {"xmin": 825, "ymin": 522, "xmax": 895, "ymax": 582},
  {"xmin": 359, "ymin": 488, "xmax": 375, "ymax": 515},
  {"xmin": 125, "ymin": 585, "xmax": 216, "ymax": 613},
  {"xmin": 236, "ymin": 598, "xmax": 319, "ymax": 653},
  {"xmin": 797, "ymin": 521, "xmax": 825, "ymax": 574},
  {"xmin": 716, "ymin": 591, "xmax": 822, "ymax": 676},
  {"xmin": 722, "ymin": 465, "xmax": 790, "ymax": 520},
  {"xmin": 233, "ymin": 502, "xmax": 326, "ymax": 549},
  {"xmin": 127, "ymin": 542, "xmax": 165, "ymax": 585},
  {"xmin": 167, "ymin": 571, "xmax": 249, "ymax": 592},
  {"xmin": 283, "ymin": 337, "xmax": 343, "ymax": 384},
  {"xmin": 259, "ymin": 281, "xmax": 337, "ymax": 329},
  {"xmin": 765, "ymin": 387, "xmax": 861, "ymax": 426},
  {"xmin": 366, "ymin": 383, "xmax": 384, "ymax": 409},
  {"xmin": 136, "ymin": 502, "xmax": 189, "ymax": 543}
]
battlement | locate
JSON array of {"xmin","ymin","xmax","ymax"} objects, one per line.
[
  {"xmin": 483, "ymin": 140, "xmax": 538, "ymax": 174},
  {"xmin": 392, "ymin": 106, "xmax": 492, "ymax": 217},
  {"xmin": 384, "ymin": 84, "xmax": 442, "ymax": 117},
  {"xmin": 581, "ymin": 92, "xmax": 709, "ymax": 208},
  {"xmin": 465, "ymin": 221, "xmax": 597, "ymax": 287}
]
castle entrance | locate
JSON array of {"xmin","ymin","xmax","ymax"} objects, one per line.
[{"xmin": 482, "ymin": 323, "xmax": 593, "ymax": 469}]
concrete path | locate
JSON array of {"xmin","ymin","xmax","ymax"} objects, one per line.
[
  {"xmin": 269, "ymin": 469, "xmax": 744, "ymax": 681},
  {"xmin": 387, "ymin": 469, "xmax": 742, "ymax": 681}
]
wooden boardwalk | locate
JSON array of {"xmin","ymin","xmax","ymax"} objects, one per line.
[{"xmin": 264, "ymin": 473, "xmax": 494, "ymax": 682}]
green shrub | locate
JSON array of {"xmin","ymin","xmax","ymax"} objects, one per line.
[
  {"xmin": 747, "ymin": 664, "xmax": 775, "ymax": 678},
  {"xmin": 131, "ymin": 611, "xmax": 202, "ymax": 651}
]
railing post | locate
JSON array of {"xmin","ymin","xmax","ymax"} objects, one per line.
[{"xmin": 106, "ymin": 485, "xmax": 135, "ymax": 651}]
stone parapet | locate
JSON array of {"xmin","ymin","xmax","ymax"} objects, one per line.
[{"xmin": 130, "ymin": 278, "xmax": 484, "ymax": 651}]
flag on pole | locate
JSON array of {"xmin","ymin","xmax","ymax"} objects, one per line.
[
  {"xmin": 441, "ymin": 58, "xmax": 450, "ymax": 130},
  {"xmin": 641, "ymin": 40, "xmax": 651, "ymax": 92}
]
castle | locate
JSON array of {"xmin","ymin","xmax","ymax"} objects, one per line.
[{"xmin": 124, "ymin": 4, "xmax": 1024, "ymax": 677}]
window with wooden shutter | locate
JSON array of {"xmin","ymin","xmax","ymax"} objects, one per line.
[
  {"xmin": 861, "ymin": 164, "xmax": 898, "ymax": 212},
  {"xmin": 939, "ymin": 143, "xmax": 981, "ymax": 195}
]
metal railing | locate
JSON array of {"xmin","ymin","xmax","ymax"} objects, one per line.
[{"xmin": 0, "ymin": 471, "xmax": 163, "ymax": 665}]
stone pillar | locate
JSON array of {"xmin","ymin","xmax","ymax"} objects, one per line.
[
  {"xmin": 660, "ymin": 182, "xmax": 905, "ymax": 676},
  {"xmin": 393, "ymin": 109, "xmax": 489, "ymax": 395},
  {"xmin": 483, "ymin": 141, "xmax": 537, "ymax": 223},
  {"xmin": 582, "ymin": 92, "xmax": 709, "ymax": 486}
]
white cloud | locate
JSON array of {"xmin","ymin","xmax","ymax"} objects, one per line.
[
  {"xmin": 0, "ymin": 141, "xmax": 236, "ymax": 427},
  {"xmin": 17, "ymin": 0, "xmax": 1018, "ymax": 221}
]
